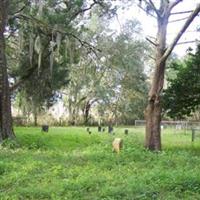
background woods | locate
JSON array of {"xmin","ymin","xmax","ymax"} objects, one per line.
[{"xmin": 6, "ymin": 0, "xmax": 149, "ymax": 128}]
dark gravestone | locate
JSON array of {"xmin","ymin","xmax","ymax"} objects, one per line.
[
  {"xmin": 108, "ymin": 125, "xmax": 113, "ymax": 134},
  {"xmin": 124, "ymin": 129, "xmax": 128, "ymax": 135},
  {"xmin": 98, "ymin": 126, "xmax": 102, "ymax": 132},
  {"xmin": 86, "ymin": 127, "xmax": 90, "ymax": 132},
  {"xmin": 42, "ymin": 125, "xmax": 49, "ymax": 132},
  {"xmin": 192, "ymin": 129, "xmax": 195, "ymax": 142},
  {"xmin": 86, "ymin": 128, "xmax": 92, "ymax": 134},
  {"xmin": 102, "ymin": 128, "xmax": 105, "ymax": 132}
]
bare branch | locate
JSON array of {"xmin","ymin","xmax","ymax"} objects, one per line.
[
  {"xmin": 162, "ymin": 3, "xmax": 200, "ymax": 62},
  {"xmin": 168, "ymin": 0, "xmax": 183, "ymax": 11},
  {"xmin": 138, "ymin": 4, "xmax": 156, "ymax": 18},
  {"xmin": 147, "ymin": 54, "xmax": 156, "ymax": 60},
  {"xmin": 169, "ymin": 16, "xmax": 189, "ymax": 23},
  {"xmin": 148, "ymin": 0, "xmax": 160, "ymax": 17},
  {"xmin": 171, "ymin": 10, "xmax": 193, "ymax": 15},
  {"xmin": 177, "ymin": 40, "xmax": 199, "ymax": 45},
  {"xmin": 147, "ymin": 35, "xmax": 156, "ymax": 40},
  {"xmin": 145, "ymin": 37, "xmax": 157, "ymax": 46},
  {"xmin": 141, "ymin": 0, "xmax": 160, "ymax": 16}
]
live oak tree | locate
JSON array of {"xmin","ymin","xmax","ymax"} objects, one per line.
[
  {"xmin": 101, "ymin": 22, "xmax": 148, "ymax": 125},
  {"xmin": 140, "ymin": 0, "xmax": 200, "ymax": 150},
  {"xmin": 0, "ymin": 0, "xmax": 114, "ymax": 132},
  {"xmin": 62, "ymin": 16, "xmax": 148, "ymax": 126}
]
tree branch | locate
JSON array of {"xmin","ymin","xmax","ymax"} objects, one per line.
[
  {"xmin": 145, "ymin": 37, "xmax": 157, "ymax": 46},
  {"xmin": 161, "ymin": 3, "xmax": 200, "ymax": 62},
  {"xmin": 169, "ymin": 16, "xmax": 189, "ymax": 23},
  {"xmin": 67, "ymin": 1, "xmax": 97, "ymax": 24},
  {"xmin": 171, "ymin": 10, "xmax": 193, "ymax": 15},
  {"xmin": 138, "ymin": 4, "xmax": 156, "ymax": 18},
  {"xmin": 10, "ymin": 65, "xmax": 37, "ymax": 92},
  {"xmin": 177, "ymin": 40, "xmax": 199, "ymax": 45},
  {"xmin": 169, "ymin": 0, "xmax": 183, "ymax": 11},
  {"xmin": 147, "ymin": 54, "xmax": 155, "ymax": 60},
  {"xmin": 12, "ymin": 13, "xmax": 102, "ymax": 54},
  {"xmin": 10, "ymin": 4, "xmax": 27, "ymax": 15},
  {"xmin": 148, "ymin": 0, "xmax": 160, "ymax": 17}
]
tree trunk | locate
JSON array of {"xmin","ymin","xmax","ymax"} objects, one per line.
[
  {"xmin": 33, "ymin": 109, "xmax": 38, "ymax": 126},
  {"xmin": 0, "ymin": 0, "xmax": 15, "ymax": 141},
  {"xmin": 144, "ymin": 1, "xmax": 200, "ymax": 151},
  {"xmin": 145, "ymin": 8, "xmax": 169, "ymax": 151},
  {"xmin": 83, "ymin": 100, "xmax": 91, "ymax": 125}
]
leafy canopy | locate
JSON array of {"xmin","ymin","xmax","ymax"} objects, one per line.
[{"xmin": 163, "ymin": 45, "xmax": 200, "ymax": 119}]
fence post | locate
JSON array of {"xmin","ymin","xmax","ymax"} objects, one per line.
[{"xmin": 192, "ymin": 129, "xmax": 195, "ymax": 142}]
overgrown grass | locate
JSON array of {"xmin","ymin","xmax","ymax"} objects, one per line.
[{"xmin": 1, "ymin": 126, "xmax": 200, "ymax": 199}]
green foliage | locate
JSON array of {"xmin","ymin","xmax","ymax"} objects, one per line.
[
  {"xmin": 163, "ymin": 45, "xmax": 200, "ymax": 119},
  {"xmin": 1, "ymin": 127, "xmax": 200, "ymax": 199},
  {"xmin": 96, "ymin": 21, "xmax": 149, "ymax": 124},
  {"xmin": 7, "ymin": 1, "xmax": 149, "ymax": 126},
  {"xmin": 8, "ymin": 0, "xmax": 118, "ymax": 125},
  {"xmin": 1, "ymin": 139, "xmax": 21, "ymax": 149}
]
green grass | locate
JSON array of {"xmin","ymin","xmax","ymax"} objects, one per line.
[{"xmin": 1, "ymin": 126, "xmax": 200, "ymax": 199}]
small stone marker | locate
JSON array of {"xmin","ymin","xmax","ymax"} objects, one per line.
[
  {"xmin": 42, "ymin": 125, "xmax": 49, "ymax": 132},
  {"xmin": 112, "ymin": 138, "xmax": 123, "ymax": 153},
  {"xmin": 98, "ymin": 126, "xmax": 102, "ymax": 132},
  {"xmin": 108, "ymin": 125, "xmax": 113, "ymax": 134},
  {"xmin": 192, "ymin": 129, "xmax": 195, "ymax": 142},
  {"xmin": 124, "ymin": 129, "xmax": 128, "ymax": 135},
  {"xmin": 102, "ymin": 128, "xmax": 105, "ymax": 132},
  {"xmin": 86, "ymin": 127, "xmax": 91, "ymax": 134}
]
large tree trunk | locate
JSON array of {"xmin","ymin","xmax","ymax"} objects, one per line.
[
  {"xmin": 145, "ymin": 62, "xmax": 165, "ymax": 151},
  {"xmin": 143, "ymin": 1, "xmax": 200, "ymax": 151},
  {"xmin": 145, "ymin": 7, "xmax": 169, "ymax": 151},
  {"xmin": 83, "ymin": 100, "xmax": 91, "ymax": 125},
  {"xmin": 0, "ymin": 0, "xmax": 15, "ymax": 141},
  {"xmin": 33, "ymin": 108, "xmax": 38, "ymax": 126}
]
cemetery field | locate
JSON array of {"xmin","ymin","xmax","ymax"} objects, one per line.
[{"xmin": 1, "ymin": 127, "xmax": 200, "ymax": 199}]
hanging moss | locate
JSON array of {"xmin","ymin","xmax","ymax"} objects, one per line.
[
  {"xmin": 37, "ymin": 0, "xmax": 44, "ymax": 18},
  {"xmin": 49, "ymin": 38, "xmax": 56, "ymax": 76},
  {"xmin": 56, "ymin": 32, "xmax": 62, "ymax": 53},
  {"xmin": 29, "ymin": 34, "xmax": 34, "ymax": 67},
  {"xmin": 34, "ymin": 35, "xmax": 42, "ymax": 73},
  {"xmin": 19, "ymin": 28, "xmax": 24, "ymax": 51}
]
